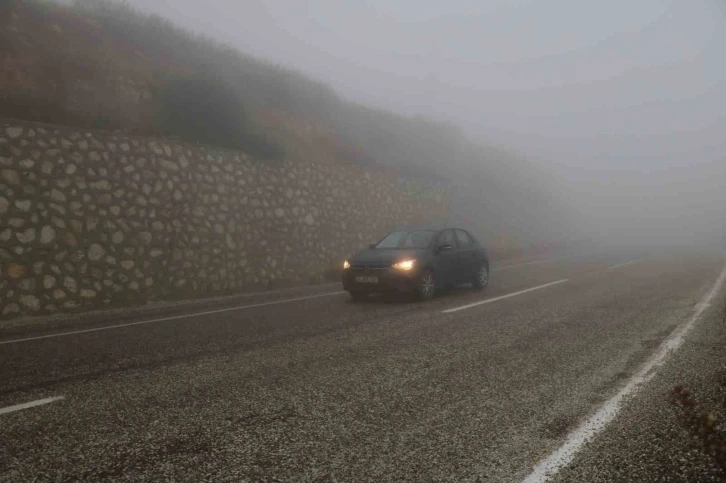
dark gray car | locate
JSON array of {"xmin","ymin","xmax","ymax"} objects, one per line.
[{"xmin": 341, "ymin": 227, "xmax": 490, "ymax": 301}]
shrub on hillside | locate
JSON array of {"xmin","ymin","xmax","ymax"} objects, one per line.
[
  {"xmin": 21, "ymin": 0, "xmax": 484, "ymax": 176},
  {"xmin": 156, "ymin": 75, "xmax": 283, "ymax": 160},
  {"xmin": 0, "ymin": 91, "xmax": 124, "ymax": 131}
]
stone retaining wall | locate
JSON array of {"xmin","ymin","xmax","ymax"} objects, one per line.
[{"xmin": 0, "ymin": 120, "xmax": 450, "ymax": 318}]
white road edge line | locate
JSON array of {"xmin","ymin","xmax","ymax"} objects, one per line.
[
  {"xmin": 0, "ymin": 396, "xmax": 65, "ymax": 416},
  {"xmin": 522, "ymin": 262, "xmax": 726, "ymax": 483},
  {"xmin": 441, "ymin": 279, "xmax": 570, "ymax": 314},
  {"xmin": 0, "ymin": 291, "xmax": 346, "ymax": 346},
  {"xmin": 608, "ymin": 259, "xmax": 639, "ymax": 270}
]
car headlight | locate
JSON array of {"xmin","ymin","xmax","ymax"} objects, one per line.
[
  {"xmin": 343, "ymin": 260, "xmax": 351, "ymax": 270},
  {"xmin": 392, "ymin": 259, "xmax": 416, "ymax": 271}
]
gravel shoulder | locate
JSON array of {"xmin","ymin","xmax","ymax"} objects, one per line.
[{"xmin": 551, "ymin": 278, "xmax": 726, "ymax": 482}]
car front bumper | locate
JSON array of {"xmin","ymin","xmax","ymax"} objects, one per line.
[{"xmin": 341, "ymin": 267, "xmax": 419, "ymax": 293}]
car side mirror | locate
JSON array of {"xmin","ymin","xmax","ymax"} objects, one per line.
[{"xmin": 437, "ymin": 244, "xmax": 453, "ymax": 253}]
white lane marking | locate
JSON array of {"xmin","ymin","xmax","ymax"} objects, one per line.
[
  {"xmin": 608, "ymin": 259, "xmax": 639, "ymax": 270},
  {"xmin": 441, "ymin": 279, "xmax": 570, "ymax": 314},
  {"xmin": 0, "ymin": 291, "xmax": 346, "ymax": 346},
  {"xmin": 522, "ymin": 262, "xmax": 726, "ymax": 483},
  {"xmin": 0, "ymin": 396, "xmax": 65, "ymax": 415}
]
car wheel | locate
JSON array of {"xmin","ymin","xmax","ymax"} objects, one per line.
[
  {"xmin": 416, "ymin": 269, "xmax": 436, "ymax": 301},
  {"xmin": 349, "ymin": 291, "xmax": 367, "ymax": 302},
  {"xmin": 473, "ymin": 264, "xmax": 489, "ymax": 290}
]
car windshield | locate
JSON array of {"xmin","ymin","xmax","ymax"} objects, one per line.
[{"xmin": 374, "ymin": 230, "xmax": 436, "ymax": 249}]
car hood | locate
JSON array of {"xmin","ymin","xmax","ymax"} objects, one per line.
[{"xmin": 350, "ymin": 249, "xmax": 426, "ymax": 267}]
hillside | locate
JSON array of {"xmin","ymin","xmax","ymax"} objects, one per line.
[{"xmin": 0, "ymin": 0, "xmax": 580, "ymax": 253}]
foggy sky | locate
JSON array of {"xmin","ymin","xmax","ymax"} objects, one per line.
[{"xmin": 112, "ymin": 0, "xmax": 725, "ymax": 244}]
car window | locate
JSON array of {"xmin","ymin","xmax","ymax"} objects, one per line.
[
  {"xmin": 402, "ymin": 231, "xmax": 435, "ymax": 248},
  {"xmin": 455, "ymin": 230, "xmax": 474, "ymax": 247},
  {"xmin": 376, "ymin": 230, "xmax": 435, "ymax": 249},
  {"xmin": 376, "ymin": 231, "xmax": 408, "ymax": 248},
  {"xmin": 438, "ymin": 230, "xmax": 456, "ymax": 247}
]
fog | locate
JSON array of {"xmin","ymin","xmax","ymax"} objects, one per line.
[{"xmin": 112, "ymin": 0, "xmax": 725, "ymax": 250}]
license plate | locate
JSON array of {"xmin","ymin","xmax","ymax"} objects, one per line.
[{"xmin": 355, "ymin": 276, "xmax": 378, "ymax": 283}]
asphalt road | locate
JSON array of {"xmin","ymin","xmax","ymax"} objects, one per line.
[{"xmin": 1, "ymin": 249, "xmax": 725, "ymax": 482}]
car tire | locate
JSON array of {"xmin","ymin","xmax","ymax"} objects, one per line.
[
  {"xmin": 349, "ymin": 291, "xmax": 367, "ymax": 302},
  {"xmin": 416, "ymin": 269, "xmax": 436, "ymax": 301},
  {"xmin": 472, "ymin": 264, "xmax": 489, "ymax": 290}
]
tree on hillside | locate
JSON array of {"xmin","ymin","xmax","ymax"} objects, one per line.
[{"xmin": 156, "ymin": 74, "xmax": 283, "ymax": 160}]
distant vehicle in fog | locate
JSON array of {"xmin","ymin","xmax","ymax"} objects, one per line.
[{"xmin": 342, "ymin": 227, "xmax": 490, "ymax": 301}]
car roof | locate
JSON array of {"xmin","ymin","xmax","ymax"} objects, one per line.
[{"xmin": 382, "ymin": 226, "xmax": 482, "ymax": 246}]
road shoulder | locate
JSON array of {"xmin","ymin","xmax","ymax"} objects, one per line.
[{"xmin": 551, "ymin": 286, "xmax": 726, "ymax": 482}]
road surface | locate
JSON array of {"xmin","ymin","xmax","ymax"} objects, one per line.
[{"xmin": 1, "ymin": 250, "xmax": 725, "ymax": 482}]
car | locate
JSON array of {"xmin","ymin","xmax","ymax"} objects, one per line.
[{"xmin": 341, "ymin": 226, "xmax": 490, "ymax": 301}]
